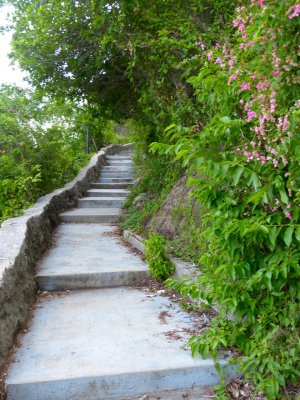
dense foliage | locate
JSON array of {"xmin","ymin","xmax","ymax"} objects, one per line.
[
  {"xmin": 0, "ymin": 84, "xmax": 92, "ymax": 222},
  {"xmin": 3, "ymin": 0, "xmax": 300, "ymax": 397},
  {"xmin": 0, "ymin": 84, "xmax": 127, "ymax": 222},
  {"xmin": 151, "ymin": 1, "xmax": 300, "ymax": 398}
]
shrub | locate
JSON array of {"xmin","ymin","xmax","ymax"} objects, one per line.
[
  {"xmin": 144, "ymin": 233, "xmax": 175, "ymax": 281},
  {"xmin": 150, "ymin": 1, "xmax": 300, "ymax": 397}
]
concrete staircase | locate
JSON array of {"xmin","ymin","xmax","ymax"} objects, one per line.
[
  {"xmin": 59, "ymin": 154, "xmax": 134, "ymax": 224},
  {"xmin": 5, "ymin": 151, "xmax": 229, "ymax": 400}
]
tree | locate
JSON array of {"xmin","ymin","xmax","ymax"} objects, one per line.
[
  {"xmin": 0, "ymin": 84, "xmax": 91, "ymax": 221},
  {"xmin": 7, "ymin": 0, "xmax": 236, "ymax": 127}
]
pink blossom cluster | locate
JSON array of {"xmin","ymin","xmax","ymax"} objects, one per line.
[
  {"xmin": 196, "ymin": 1, "xmax": 299, "ymax": 213},
  {"xmin": 221, "ymin": 4, "xmax": 298, "ymax": 173},
  {"xmin": 240, "ymin": 82, "xmax": 251, "ymax": 91},
  {"xmin": 195, "ymin": 41, "xmax": 205, "ymax": 50},
  {"xmin": 251, "ymin": 0, "xmax": 266, "ymax": 6},
  {"xmin": 271, "ymin": 199, "xmax": 293, "ymax": 220},
  {"xmin": 287, "ymin": 4, "xmax": 300, "ymax": 18}
]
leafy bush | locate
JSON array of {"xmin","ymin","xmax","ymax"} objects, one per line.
[
  {"xmin": 0, "ymin": 168, "xmax": 41, "ymax": 222},
  {"xmin": 150, "ymin": 1, "xmax": 300, "ymax": 398},
  {"xmin": 145, "ymin": 233, "xmax": 175, "ymax": 281}
]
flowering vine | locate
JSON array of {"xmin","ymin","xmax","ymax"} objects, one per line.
[{"xmin": 198, "ymin": 0, "xmax": 300, "ymax": 219}]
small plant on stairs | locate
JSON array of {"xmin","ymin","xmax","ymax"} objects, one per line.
[{"xmin": 144, "ymin": 233, "xmax": 175, "ymax": 281}]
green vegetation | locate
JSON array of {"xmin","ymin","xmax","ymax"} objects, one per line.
[
  {"xmin": 144, "ymin": 233, "xmax": 174, "ymax": 281},
  {"xmin": 0, "ymin": 84, "xmax": 126, "ymax": 222},
  {"xmin": 1, "ymin": 0, "xmax": 299, "ymax": 397}
]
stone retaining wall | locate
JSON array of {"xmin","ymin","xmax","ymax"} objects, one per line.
[{"xmin": 0, "ymin": 144, "xmax": 131, "ymax": 367}]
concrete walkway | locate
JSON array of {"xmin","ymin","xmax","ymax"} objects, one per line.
[{"xmin": 5, "ymin": 151, "xmax": 227, "ymax": 399}]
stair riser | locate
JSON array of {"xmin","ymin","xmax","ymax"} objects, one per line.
[
  {"xmin": 6, "ymin": 365, "xmax": 226, "ymax": 400},
  {"xmin": 86, "ymin": 191, "xmax": 130, "ymax": 198},
  {"xmin": 102, "ymin": 165, "xmax": 133, "ymax": 169},
  {"xmin": 37, "ymin": 270, "xmax": 150, "ymax": 291},
  {"xmin": 102, "ymin": 169, "xmax": 134, "ymax": 174},
  {"xmin": 98, "ymin": 178, "xmax": 133, "ymax": 183},
  {"xmin": 60, "ymin": 214, "xmax": 119, "ymax": 223},
  {"xmin": 78, "ymin": 198, "xmax": 126, "ymax": 207},
  {"xmin": 91, "ymin": 183, "xmax": 133, "ymax": 189},
  {"xmin": 107, "ymin": 161, "xmax": 133, "ymax": 166},
  {"xmin": 106, "ymin": 156, "xmax": 133, "ymax": 160},
  {"xmin": 100, "ymin": 173, "xmax": 134, "ymax": 178}
]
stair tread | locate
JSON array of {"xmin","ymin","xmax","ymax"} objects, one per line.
[{"xmin": 5, "ymin": 288, "xmax": 229, "ymax": 400}]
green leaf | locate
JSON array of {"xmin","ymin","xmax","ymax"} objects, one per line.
[
  {"xmin": 269, "ymin": 227, "xmax": 281, "ymax": 248},
  {"xmin": 228, "ymin": 264, "xmax": 236, "ymax": 280},
  {"xmin": 283, "ymin": 227, "xmax": 294, "ymax": 247},
  {"xmin": 295, "ymin": 227, "xmax": 300, "ymax": 241},
  {"xmin": 219, "ymin": 116, "xmax": 231, "ymax": 124},
  {"xmin": 280, "ymin": 190, "xmax": 289, "ymax": 205},
  {"xmin": 233, "ymin": 166, "xmax": 244, "ymax": 186},
  {"xmin": 249, "ymin": 172, "xmax": 261, "ymax": 190}
]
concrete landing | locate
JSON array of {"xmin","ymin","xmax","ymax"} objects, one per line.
[
  {"xmin": 60, "ymin": 208, "xmax": 121, "ymax": 223},
  {"xmin": 37, "ymin": 224, "xmax": 149, "ymax": 290},
  {"xmin": 6, "ymin": 288, "xmax": 230, "ymax": 400}
]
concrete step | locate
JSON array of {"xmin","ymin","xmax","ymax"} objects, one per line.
[
  {"xmin": 106, "ymin": 155, "xmax": 133, "ymax": 160},
  {"xmin": 98, "ymin": 177, "xmax": 133, "ymax": 183},
  {"xmin": 90, "ymin": 182, "xmax": 134, "ymax": 189},
  {"xmin": 112, "ymin": 387, "xmax": 214, "ymax": 400},
  {"xmin": 5, "ymin": 288, "xmax": 233, "ymax": 400},
  {"xmin": 78, "ymin": 197, "xmax": 126, "ymax": 208},
  {"xmin": 36, "ymin": 224, "xmax": 149, "ymax": 291},
  {"xmin": 100, "ymin": 172, "xmax": 134, "ymax": 178},
  {"xmin": 59, "ymin": 208, "xmax": 121, "ymax": 223},
  {"xmin": 107, "ymin": 160, "xmax": 133, "ymax": 166},
  {"xmin": 86, "ymin": 189, "xmax": 130, "ymax": 197},
  {"xmin": 102, "ymin": 166, "xmax": 134, "ymax": 171}
]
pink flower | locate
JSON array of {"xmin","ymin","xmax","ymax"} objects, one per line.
[
  {"xmin": 228, "ymin": 59, "xmax": 235, "ymax": 70},
  {"xmin": 238, "ymin": 23, "xmax": 246, "ymax": 33},
  {"xmin": 195, "ymin": 42, "xmax": 205, "ymax": 50},
  {"xmin": 288, "ymin": 4, "xmax": 300, "ymax": 19},
  {"xmin": 207, "ymin": 51, "xmax": 213, "ymax": 61},
  {"xmin": 228, "ymin": 74, "xmax": 238, "ymax": 84},
  {"xmin": 271, "ymin": 70, "xmax": 280, "ymax": 78},
  {"xmin": 251, "ymin": 0, "xmax": 266, "ymax": 6},
  {"xmin": 285, "ymin": 212, "xmax": 292, "ymax": 220},
  {"xmin": 247, "ymin": 111, "xmax": 257, "ymax": 121},
  {"xmin": 240, "ymin": 82, "xmax": 251, "ymax": 91},
  {"xmin": 270, "ymin": 98, "xmax": 276, "ymax": 113}
]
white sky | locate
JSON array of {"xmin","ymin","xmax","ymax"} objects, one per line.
[{"xmin": 0, "ymin": 5, "xmax": 29, "ymax": 88}]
